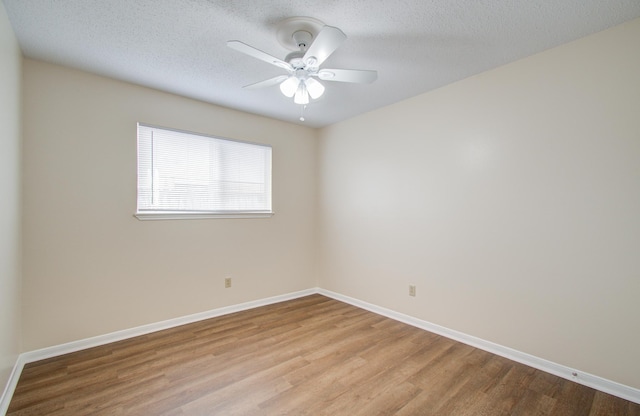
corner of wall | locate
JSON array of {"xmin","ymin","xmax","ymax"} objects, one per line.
[{"xmin": 0, "ymin": 0, "xmax": 24, "ymax": 411}]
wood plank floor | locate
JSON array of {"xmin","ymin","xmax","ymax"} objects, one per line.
[{"xmin": 8, "ymin": 294, "xmax": 640, "ymax": 415}]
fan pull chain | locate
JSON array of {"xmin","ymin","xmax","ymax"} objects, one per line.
[{"xmin": 299, "ymin": 105, "xmax": 307, "ymax": 122}]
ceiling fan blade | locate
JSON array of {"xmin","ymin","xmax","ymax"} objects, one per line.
[
  {"xmin": 243, "ymin": 75, "xmax": 289, "ymax": 90},
  {"xmin": 227, "ymin": 40, "xmax": 292, "ymax": 71},
  {"xmin": 317, "ymin": 69, "xmax": 377, "ymax": 84},
  {"xmin": 302, "ymin": 26, "xmax": 346, "ymax": 67}
]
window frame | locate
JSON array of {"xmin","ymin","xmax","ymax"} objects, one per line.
[{"xmin": 135, "ymin": 123, "xmax": 273, "ymax": 220}]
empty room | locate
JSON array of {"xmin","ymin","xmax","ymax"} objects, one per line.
[{"xmin": 1, "ymin": 1, "xmax": 639, "ymax": 415}]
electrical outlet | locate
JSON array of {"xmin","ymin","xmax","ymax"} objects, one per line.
[
  {"xmin": 409, "ymin": 285, "xmax": 416, "ymax": 297},
  {"xmin": 224, "ymin": 277, "xmax": 232, "ymax": 288}
]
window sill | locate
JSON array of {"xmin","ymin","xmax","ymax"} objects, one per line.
[{"xmin": 134, "ymin": 211, "xmax": 274, "ymax": 220}]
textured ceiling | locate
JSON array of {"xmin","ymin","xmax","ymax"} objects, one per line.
[{"xmin": 4, "ymin": 0, "xmax": 640, "ymax": 128}]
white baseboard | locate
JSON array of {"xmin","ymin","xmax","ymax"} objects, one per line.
[
  {"xmin": 2, "ymin": 286, "xmax": 639, "ymax": 415},
  {"xmin": 316, "ymin": 288, "xmax": 640, "ymax": 405},
  {"xmin": 0, "ymin": 288, "xmax": 315, "ymax": 415},
  {"xmin": 0, "ymin": 355, "xmax": 26, "ymax": 416}
]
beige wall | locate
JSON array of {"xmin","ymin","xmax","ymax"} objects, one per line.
[
  {"xmin": 318, "ymin": 18, "xmax": 640, "ymax": 389},
  {"xmin": 0, "ymin": 2, "xmax": 22, "ymax": 392},
  {"xmin": 22, "ymin": 60, "xmax": 318, "ymax": 350}
]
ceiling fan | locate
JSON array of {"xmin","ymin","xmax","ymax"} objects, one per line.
[{"xmin": 227, "ymin": 17, "xmax": 377, "ymax": 106}]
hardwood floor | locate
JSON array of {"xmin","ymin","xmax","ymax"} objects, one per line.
[{"xmin": 7, "ymin": 294, "xmax": 640, "ymax": 415}]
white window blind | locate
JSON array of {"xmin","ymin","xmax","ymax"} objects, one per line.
[{"xmin": 136, "ymin": 124, "xmax": 272, "ymax": 219}]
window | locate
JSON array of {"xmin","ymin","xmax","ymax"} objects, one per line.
[{"xmin": 136, "ymin": 124, "xmax": 272, "ymax": 220}]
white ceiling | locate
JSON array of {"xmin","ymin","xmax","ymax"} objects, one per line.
[{"xmin": 4, "ymin": 0, "xmax": 640, "ymax": 128}]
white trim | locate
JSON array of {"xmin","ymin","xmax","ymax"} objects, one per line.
[
  {"xmin": 0, "ymin": 355, "xmax": 26, "ymax": 416},
  {"xmin": 316, "ymin": 288, "xmax": 640, "ymax": 405},
  {"xmin": 134, "ymin": 211, "xmax": 274, "ymax": 220},
  {"xmin": 2, "ymin": 287, "xmax": 639, "ymax": 414},
  {"xmin": 21, "ymin": 289, "xmax": 315, "ymax": 364}
]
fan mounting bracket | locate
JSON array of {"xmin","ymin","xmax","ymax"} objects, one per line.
[{"xmin": 276, "ymin": 17, "xmax": 325, "ymax": 51}]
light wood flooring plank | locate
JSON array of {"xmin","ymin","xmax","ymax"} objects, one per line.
[{"xmin": 8, "ymin": 294, "xmax": 640, "ymax": 415}]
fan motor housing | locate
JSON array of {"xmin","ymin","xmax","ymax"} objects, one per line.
[{"xmin": 285, "ymin": 51, "xmax": 305, "ymax": 69}]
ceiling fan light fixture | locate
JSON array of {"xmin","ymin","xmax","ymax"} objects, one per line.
[
  {"xmin": 294, "ymin": 83, "xmax": 309, "ymax": 105},
  {"xmin": 229, "ymin": 17, "xmax": 377, "ymax": 116},
  {"xmin": 305, "ymin": 77, "xmax": 325, "ymax": 99},
  {"xmin": 279, "ymin": 76, "xmax": 300, "ymax": 97}
]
